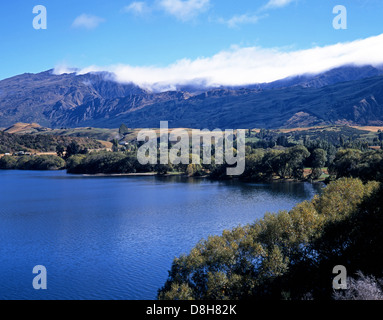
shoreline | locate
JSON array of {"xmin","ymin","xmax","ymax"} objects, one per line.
[
  {"xmin": 79, "ymin": 172, "xmax": 158, "ymax": 177},
  {"xmin": 72, "ymin": 171, "xmax": 326, "ymax": 184},
  {"xmin": 0, "ymin": 168, "xmax": 327, "ymax": 184}
]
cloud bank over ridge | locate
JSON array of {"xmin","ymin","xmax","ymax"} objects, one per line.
[{"xmin": 54, "ymin": 33, "xmax": 383, "ymax": 92}]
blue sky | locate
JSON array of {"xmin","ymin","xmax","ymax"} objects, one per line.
[{"xmin": 1, "ymin": 0, "xmax": 383, "ymax": 87}]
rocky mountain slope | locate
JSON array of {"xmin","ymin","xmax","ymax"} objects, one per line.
[{"xmin": 1, "ymin": 65, "xmax": 383, "ymax": 129}]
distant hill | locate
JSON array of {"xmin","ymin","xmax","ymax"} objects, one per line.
[
  {"xmin": 246, "ymin": 65, "xmax": 383, "ymax": 90},
  {"xmin": 3, "ymin": 122, "xmax": 45, "ymax": 134},
  {"xmin": 100, "ymin": 75, "xmax": 383, "ymax": 129},
  {"xmin": 1, "ymin": 65, "xmax": 383, "ymax": 129}
]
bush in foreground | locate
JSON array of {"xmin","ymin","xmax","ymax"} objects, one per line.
[{"xmin": 158, "ymin": 178, "xmax": 381, "ymax": 300}]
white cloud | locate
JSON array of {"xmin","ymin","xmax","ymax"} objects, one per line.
[
  {"xmin": 218, "ymin": 0, "xmax": 294, "ymax": 29},
  {"xmin": 53, "ymin": 63, "xmax": 78, "ymax": 75},
  {"xmin": 220, "ymin": 13, "xmax": 261, "ymax": 28},
  {"xmin": 122, "ymin": 2, "xmax": 150, "ymax": 15},
  {"xmin": 264, "ymin": 0, "xmax": 295, "ymax": 9},
  {"xmin": 158, "ymin": 0, "xmax": 210, "ymax": 21},
  {"xmin": 72, "ymin": 14, "xmax": 105, "ymax": 30},
  {"xmin": 54, "ymin": 34, "xmax": 383, "ymax": 91}
]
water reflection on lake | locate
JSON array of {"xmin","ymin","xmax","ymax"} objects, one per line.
[{"xmin": 0, "ymin": 170, "xmax": 323, "ymax": 300}]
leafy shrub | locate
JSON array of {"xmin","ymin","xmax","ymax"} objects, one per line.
[
  {"xmin": 0, "ymin": 155, "xmax": 65, "ymax": 170},
  {"xmin": 158, "ymin": 178, "xmax": 381, "ymax": 300}
]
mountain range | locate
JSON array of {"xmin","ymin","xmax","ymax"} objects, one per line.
[{"xmin": 1, "ymin": 65, "xmax": 383, "ymax": 129}]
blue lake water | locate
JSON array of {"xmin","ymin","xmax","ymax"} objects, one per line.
[{"xmin": 0, "ymin": 170, "xmax": 322, "ymax": 300}]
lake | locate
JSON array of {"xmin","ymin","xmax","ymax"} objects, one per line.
[{"xmin": 0, "ymin": 170, "xmax": 323, "ymax": 300}]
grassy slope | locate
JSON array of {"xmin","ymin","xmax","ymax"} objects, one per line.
[
  {"xmin": 2, "ymin": 123, "xmax": 382, "ymax": 150},
  {"xmin": 0, "ymin": 130, "xmax": 105, "ymax": 154}
]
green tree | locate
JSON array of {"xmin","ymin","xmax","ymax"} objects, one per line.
[
  {"xmin": 279, "ymin": 145, "xmax": 310, "ymax": 179},
  {"xmin": 186, "ymin": 164, "xmax": 203, "ymax": 177},
  {"xmin": 119, "ymin": 123, "xmax": 129, "ymax": 136},
  {"xmin": 0, "ymin": 155, "xmax": 17, "ymax": 169},
  {"xmin": 155, "ymin": 163, "xmax": 174, "ymax": 175},
  {"xmin": 111, "ymin": 139, "xmax": 119, "ymax": 152},
  {"xmin": 65, "ymin": 141, "xmax": 82, "ymax": 159},
  {"xmin": 328, "ymin": 149, "xmax": 362, "ymax": 179},
  {"xmin": 158, "ymin": 178, "xmax": 379, "ymax": 300},
  {"xmin": 309, "ymin": 148, "xmax": 327, "ymax": 180},
  {"xmin": 56, "ymin": 144, "xmax": 65, "ymax": 158}
]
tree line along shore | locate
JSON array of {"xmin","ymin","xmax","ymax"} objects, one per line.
[
  {"xmin": 2, "ymin": 125, "xmax": 383, "ymax": 300},
  {"xmin": 1, "ymin": 125, "xmax": 382, "ymax": 183}
]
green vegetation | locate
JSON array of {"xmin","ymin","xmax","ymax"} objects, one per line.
[
  {"xmin": 0, "ymin": 130, "xmax": 104, "ymax": 154},
  {"xmin": 154, "ymin": 126, "xmax": 383, "ymax": 300},
  {"xmin": 3, "ymin": 124, "xmax": 382, "ymax": 184},
  {"xmin": 329, "ymin": 149, "xmax": 383, "ymax": 182},
  {"xmin": 158, "ymin": 178, "xmax": 382, "ymax": 300},
  {"xmin": 240, "ymin": 146, "xmax": 310, "ymax": 181},
  {"xmin": 66, "ymin": 152, "xmax": 146, "ymax": 174},
  {"xmin": 119, "ymin": 123, "xmax": 130, "ymax": 136},
  {"xmin": 2, "ymin": 124, "xmax": 383, "ymax": 300},
  {"xmin": 0, "ymin": 155, "xmax": 66, "ymax": 170},
  {"xmin": 42, "ymin": 127, "xmax": 120, "ymax": 142}
]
